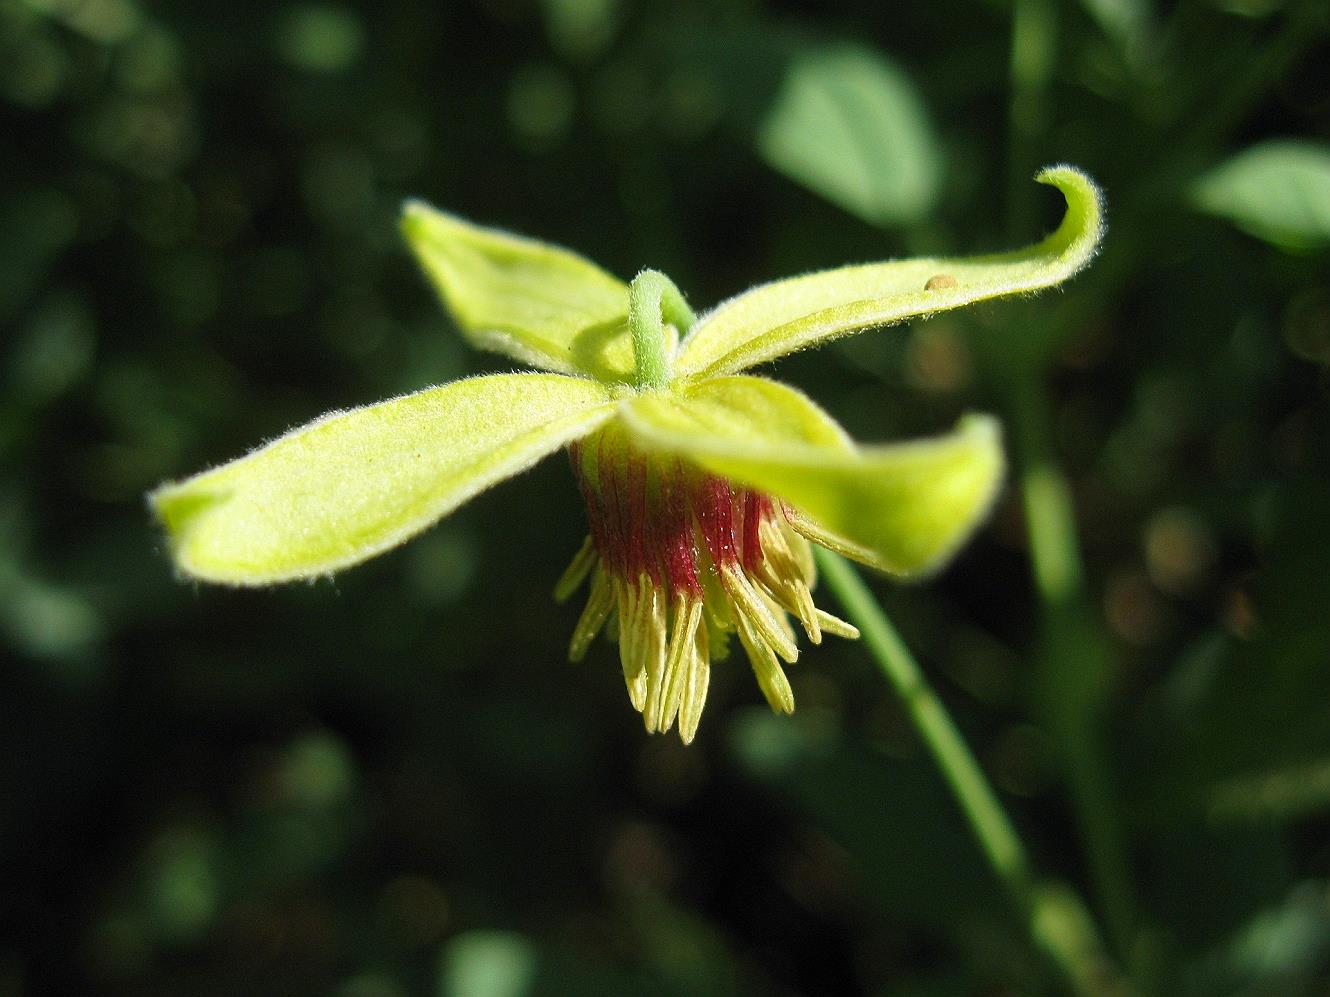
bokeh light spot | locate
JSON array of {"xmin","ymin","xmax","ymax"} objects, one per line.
[{"xmin": 274, "ymin": 4, "xmax": 364, "ymax": 73}]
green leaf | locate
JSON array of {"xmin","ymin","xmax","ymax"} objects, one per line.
[
  {"xmin": 673, "ymin": 165, "xmax": 1104, "ymax": 379},
  {"xmin": 621, "ymin": 376, "xmax": 1004, "ymax": 576},
  {"xmin": 401, "ymin": 201, "xmax": 637, "ymax": 380},
  {"xmin": 758, "ymin": 43, "xmax": 943, "ymax": 227},
  {"xmin": 1191, "ymin": 140, "xmax": 1330, "ymax": 250},
  {"xmin": 150, "ymin": 373, "xmax": 614, "ymax": 584},
  {"xmin": 1077, "ymin": 0, "xmax": 1152, "ymax": 59}
]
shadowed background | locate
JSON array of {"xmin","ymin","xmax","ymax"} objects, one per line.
[{"xmin": 2, "ymin": 0, "xmax": 1329, "ymax": 993}]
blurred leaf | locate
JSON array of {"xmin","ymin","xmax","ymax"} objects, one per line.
[
  {"xmin": 1191, "ymin": 141, "xmax": 1330, "ymax": 250},
  {"xmin": 0, "ymin": 572, "xmax": 104, "ymax": 666},
  {"xmin": 506, "ymin": 63, "xmax": 576, "ymax": 150},
  {"xmin": 625, "ymin": 894, "xmax": 742, "ymax": 997},
  {"xmin": 439, "ymin": 932, "xmax": 537, "ymax": 997},
  {"xmin": 1078, "ymin": 0, "xmax": 1153, "ymax": 57},
  {"xmin": 273, "ymin": 4, "xmax": 364, "ymax": 73},
  {"xmin": 1180, "ymin": 881, "xmax": 1330, "ymax": 995},
  {"xmin": 540, "ymin": 0, "xmax": 621, "ymax": 60},
  {"xmin": 139, "ymin": 826, "xmax": 221, "ymax": 945},
  {"xmin": 6, "ymin": 290, "xmax": 97, "ymax": 404},
  {"xmin": 278, "ymin": 731, "xmax": 357, "ymax": 807},
  {"xmin": 758, "ymin": 43, "xmax": 943, "ymax": 227}
]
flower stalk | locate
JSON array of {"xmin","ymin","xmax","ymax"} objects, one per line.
[
  {"xmin": 628, "ymin": 269, "xmax": 694, "ymax": 390},
  {"xmin": 815, "ymin": 548, "xmax": 1119, "ymax": 995}
]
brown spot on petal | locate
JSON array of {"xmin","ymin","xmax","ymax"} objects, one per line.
[{"xmin": 925, "ymin": 273, "xmax": 958, "ymax": 291}]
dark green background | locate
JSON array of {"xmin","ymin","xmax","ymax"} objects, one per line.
[{"xmin": 3, "ymin": 0, "xmax": 1329, "ymax": 993}]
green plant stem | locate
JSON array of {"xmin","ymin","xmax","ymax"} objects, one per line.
[
  {"xmin": 1011, "ymin": 373, "xmax": 1084, "ymax": 604},
  {"xmin": 815, "ymin": 548, "xmax": 1118, "ymax": 995},
  {"xmin": 1007, "ymin": 0, "xmax": 1056, "ymax": 238},
  {"xmin": 817, "ymin": 549, "xmax": 1027, "ymax": 884},
  {"xmin": 1003, "ymin": 0, "xmax": 1140, "ymax": 967},
  {"xmin": 628, "ymin": 269, "xmax": 694, "ymax": 391},
  {"xmin": 1009, "ymin": 374, "xmax": 1137, "ymax": 963}
]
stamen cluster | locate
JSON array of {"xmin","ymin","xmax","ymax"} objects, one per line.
[{"xmin": 557, "ymin": 424, "xmax": 857, "ymax": 743}]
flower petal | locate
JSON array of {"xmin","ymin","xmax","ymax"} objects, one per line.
[
  {"xmin": 673, "ymin": 165, "xmax": 1103, "ymax": 379},
  {"xmin": 401, "ymin": 201, "xmax": 636, "ymax": 381},
  {"xmin": 619, "ymin": 376, "xmax": 1003, "ymax": 577},
  {"xmin": 151, "ymin": 373, "xmax": 615, "ymax": 585}
]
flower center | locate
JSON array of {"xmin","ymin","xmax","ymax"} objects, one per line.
[{"xmin": 556, "ymin": 424, "xmax": 857, "ymax": 743}]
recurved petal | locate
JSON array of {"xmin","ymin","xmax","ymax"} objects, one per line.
[
  {"xmin": 673, "ymin": 166, "xmax": 1103, "ymax": 379},
  {"xmin": 151, "ymin": 373, "xmax": 615, "ymax": 585},
  {"xmin": 619, "ymin": 376, "xmax": 1003, "ymax": 577},
  {"xmin": 401, "ymin": 201, "xmax": 637, "ymax": 381}
]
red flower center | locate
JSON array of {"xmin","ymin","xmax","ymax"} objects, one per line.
[{"xmin": 556, "ymin": 425, "xmax": 857, "ymax": 744}]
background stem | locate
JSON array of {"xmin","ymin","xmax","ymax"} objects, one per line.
[
  {"xmin": 1002, "ymin": 0, "xmax": 1140, "ymax": 969},
  {"xmin": 1009, "ymin": 375, "xmax": 1138, "ymax": 961},
  {"xmin": 1007, "ymin": 0, "xmax": 1057, "ymax": 238}
]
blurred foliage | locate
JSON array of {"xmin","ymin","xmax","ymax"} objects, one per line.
[
  {"xmin": 2, "ymin": 0, "xmax": 1329, "ymax": 994},
  {"xmin": 758, "ymin": 42, "xmax": 944, "ymax": 227},
  {"xmin": 1191, "ymin": 140, "xmax": 1330, "ymax": 249}
]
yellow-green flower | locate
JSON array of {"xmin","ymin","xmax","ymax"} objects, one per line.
[{"xmin": 150, "ymin": 166, "xmax": 1102, "ymax": 743}]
